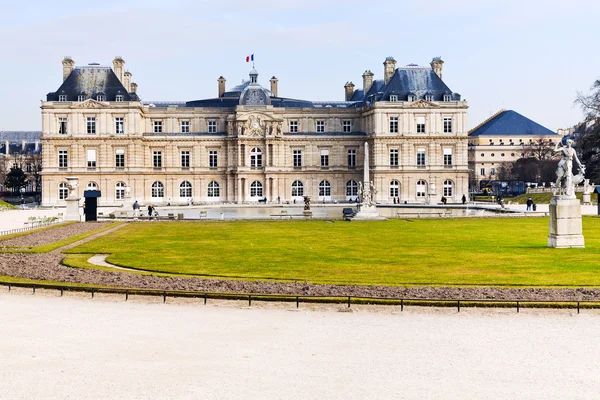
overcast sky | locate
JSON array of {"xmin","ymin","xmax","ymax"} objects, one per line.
[{"xmin": 0, "ymin": 0, "xmax": 597, "ymax": 131}]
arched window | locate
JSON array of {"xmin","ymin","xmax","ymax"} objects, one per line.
[
  {"xmin": 58, "ymin": 182, "xmax": 69, "ymax": 200},
  {"xmin": 180, "ymin": 181, "xmax": 192, "ymax": 198},
  {"xmin": 250, "ymin": 147, "xmax": 262, "ymax": 168},
  {"xmin": 291, "ymin": 180, "xmax": 304, "ymax": 197},
  {"xmin": 390, "ymin": 180, "xmax": 400, "ymax": 198},
  {"xmin": 319, "ymin": 180, "xmax": 331, "ymax": 197},
  {"xmin": 151, "ymin": 181, "xmax": 164, "ymax": 198},
  {"xmin": 346, "ymin": 180, "xmax": 358, "ymax": 197},
  {"xmin": 87, "ymin": 182, "xmax": 98, "ymax": 190},
  {"xmin": 250, "ymin": 181, "xmax": 263, "ymax": 197},
  {"xmin": 416, "ymin": 180, "xmax": 427, "ymax": 198},
  {"xmin": 115, "ymin": 182, "xmax": 126, "ymax": 200},
  {"xmin": 443, "ymin": 180, "xmax": 453, "ymax": 197},
  {"xmin": 207, "ymin": 181, "xmax": 220, "ymax": 197}
]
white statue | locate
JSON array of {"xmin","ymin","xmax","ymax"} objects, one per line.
[{"xmin": 553, "ymin": 138, "xmax": 584, "ymax": 197}]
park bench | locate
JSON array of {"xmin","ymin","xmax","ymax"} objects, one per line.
[{"xmin": 342, "ymin": 208, "xmax": 355, "ymax": 219}]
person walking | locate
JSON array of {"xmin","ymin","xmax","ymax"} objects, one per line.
[
  {"xmin": 133, "ymin": 200, "xmax": 140, "ymax": 218},
  {"xmin": 147, "ymin": 204, "xmax": 154, "ymax": 221},
  {"xmin": 526, "ymin": 197, "xmax": 533, "ymax": 211},
  {"xmin": 462, "ymin": 194, "xmax": 467, "ymax": 205}
]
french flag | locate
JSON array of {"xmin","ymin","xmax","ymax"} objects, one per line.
[{"xmin": 245, "ymin": 54, "xmax": 254, "ymax": 62}]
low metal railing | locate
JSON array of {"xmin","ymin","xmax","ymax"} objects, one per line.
[
  {"xmin": 0, "ymin": 281, "xmax": 596, "ymax": 313},
  {"xmin": 0, "ymin": 221, "xmax": 62, "ymax": 237}
]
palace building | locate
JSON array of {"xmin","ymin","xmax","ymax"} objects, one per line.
[{"xmin": 41, "ymin": 56, "xmax": 469, "ymax": 206}]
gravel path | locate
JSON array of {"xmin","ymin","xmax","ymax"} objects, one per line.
[
  {"xmin": 1, "ymin": 222, "xmax": 600, "ymax": 301},
  {"xmin": 1, "ymin": 293, "xmax": 600, "ymax": 399},
  {"xmin": 0, "ymin": 222, "xmax": 113, "ymax": 248}
]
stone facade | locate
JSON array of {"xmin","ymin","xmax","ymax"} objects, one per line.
[{"xmin": 41, "ymin": 57, "xmax": 469, "ymax": 206}]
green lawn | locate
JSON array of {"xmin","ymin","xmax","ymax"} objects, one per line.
[{"xmin": 64, "ymin": 218, "xmax": 600, "ymax": 287}]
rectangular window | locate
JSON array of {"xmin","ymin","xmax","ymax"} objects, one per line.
[
  {"xmin": 58, "ymin": 95, "xmax": 67, "ymax": 102},
  {"xmin": 293, "ymin": 150, "xmax": 302, "ymax": 167},
  {"xmin": 58, "ymin": 150, "xmax": 68, "ymax": 168},
  {"xmin": 87, "ymin": 117, "xmax": 96, "ymax": 134},
  {"xmin": 181, "ymin": 150, "xmax": 190, "ymax": 168},
  {"xmin": 416, "ymin": 117, "xmax": 425, "ymax": 133},
  {"xmin": 417, "ymin": 147, "xmax": 426, "ymax": 166},
  {"xmin": 181, "ymin": 121, "xmax": 190, "ymax": 133},
  {"xmin": 115, "ymin": 117, "xmax": 124, "ymax": 134},
  {"xmin": 208, "ymin": 121, "xmax": 217, "ymax": 133},
  {"xmin": 389, "ymin": 116, "xmax": 398, "ymax": 133},
  {"xmin": 58, "ymin": 118, "xmax": 68, "ymax": 135},
  {"xmin": 115, "ymin": 95, "xmax": 124, "ymax": 102},
  {"xmin": 480, "ymin": 168, "xmax": 485, "ymax": 176},
  {"xmin": 320, "ymin": 149, "xmax": 329, "ymax": 167},
  {"xmin": 443, "ymin": 117, "xmax": 453, "ymax": 133},
  {"xmin": 97, "ymin": 95, "xmax": 105, "ymax": 102},
  {"xmin": 209, "ymin": 150, "xmax": 218, "ymax": 168},
  {"xmin": 347, "ymin": 149, "xmax": 356, "ymax": 167},
  {"xmin": 289, "ymin": 120, "xmax": 298, "ymax": 133},
  {"xmin": 78, "ymin": 95, "xmax": 85, "ymax": 102},
  {"xmin": 343, "ymin": 120, "xmax": 352, "ymax": 133},
  {"xmin": 390, "ymin": 148, "xmax": 399, "ymax": 167},
  {"xmin": 87, "ymin": 149, "xmax": 96, "ymax": 168},
  {"xmin": 389, "ymin": 95, "xmax": 398, "ymax": 102},
  {"xmin": 115, "ymin": 149, "xmax": 125, "ymax": 168},
  {"xmin": 316, "ymin": 120, "xmax": 325, "ymax": 133},
  {"xmin": 153, "ymin": 121, "xmax": 162, "ymax": 133},
  {"xmin": 443, "ymin": 148, "xmax": 453, "ymax": 167},
  {"xmin": 153, "ymin": 151, "xmax": 162, "ymax": 168},
  {"xmin": 490, "ymin": 168, "xmax": 495, "ymax": 176}
]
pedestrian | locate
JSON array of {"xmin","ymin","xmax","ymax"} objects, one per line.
[
  {"xmin": 462, "ymin": 194, "xmax": 467, "ymax": 205},
  {"xmin": 133, "ymin": 200, "xmax": 140, "ymax": 218},
  {"xmin": 526, "ymin": 197, "xmax": 533, "ymax": 211},
  {"xmin": 148, "ymin": 204, "xmax": 153, "ymax": 221},
  {"xmin": 533, "ymin": 203, "xmax": 537, "ymax": 212}
]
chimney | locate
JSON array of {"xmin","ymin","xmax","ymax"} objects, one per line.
[
  {"xmin": 62, "ymin": 57, "xmax": 75, "ymax": 81},
  {"xmin": 430, "ymin": 57, "xmax": 444, "ymax": 80},
  {"xmin": 270, "ymin": 76, "xmax": 279, "ymax": 97},
  {"xmin": 22, "ymin": 140, "xmax": 26, "ymax": 152},
  {"xmin": 344, "ymin": 82, "xmax": 355, "ymax": 101},
  {"xmin": 35, "ymin": 141, "xmax": 40, "ymax": 152},
  {"xmin": 362, "ymin": 70, "xmax": 374, "ymax": 93},
  {"xmin": 383, "ymin": 57, "xmax": 396, "ymax": 84},
  {"xmin": 112, "ymin": 56, "xmax": 125, "ymax": 83},
  {"xmin": 130, "ymin": 82, "xmax": 138, "ymax": 93},
  {"xmin": 123, "ymin": 71, "xmax": 132, "ymax": 92},
  {"xmin": 218, "ymin": 76, "xmax": 226, "ymax": 97}
]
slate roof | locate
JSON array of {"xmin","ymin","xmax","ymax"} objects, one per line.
[
  {"xmin": 469, "ymin": 110, "xmax": 559, "ymax": 137},
  {"xmin": 0, "ymin": 131, "xmax": 42, "ymax": 155},
  {"xmin": 47, "ymin": 66, "xmax": 139, "ymax": 102}
]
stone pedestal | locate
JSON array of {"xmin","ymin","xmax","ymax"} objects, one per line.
[
  {"xmin": 548, "ymin": 196, "xmax": 584, "ymax": 248},
  {"xmin": 583, "ymin": 193, "xmax": 591, "ymax": 205},
  {"xmin": 303, "ymin": 210, "xmax": 313, "ymax": 218},
  {"xmin": 352, "ymin": 205, "xmax": 387, "ymax": 221},
  {"xmin": 65, "ymin": 198, "xmax": 81, "ymax": 222}
]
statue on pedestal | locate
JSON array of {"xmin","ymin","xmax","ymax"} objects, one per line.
[{"xmin": 553, "ymin": 138, "xmax": 584, "ymax": 197}]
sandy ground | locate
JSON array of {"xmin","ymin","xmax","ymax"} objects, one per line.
[
  {"xmin": 0, "ymin": 291, "xmax": 599, "ymax": 400},
  {"xmin": 0, "ymin": 208, "xmax": 62, "ymax": 231}
]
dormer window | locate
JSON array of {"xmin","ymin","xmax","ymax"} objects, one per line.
[
  {"xmin": 407, "ymin": 94, "xmax": 416, "ymax": 102},
  {"xmin": 97, "ymin": 93, "xmax": 105, "ymax": 102},
  {"xmin": 389, "ymin": 95, "xmax": 398, "ymax": 102},
  {"xmin": 58, "ymin": 95, "xmax": 67, "ymax": 102},
  {"xmin": 443, "ymin": 94, "xmax": 451, "ymax": 101},
  {"xmin": 425, "ymin": 94, "xmax": 433, "ymax": 102},
  {"xmin": 115, "ymin": 95, "xmax": 124, "ymax": 102},
  {"xmin": 78, "ymin": 95, "xmax": 85, "ymax": 102}
]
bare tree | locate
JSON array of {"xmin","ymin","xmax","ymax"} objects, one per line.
[
  {"xmin": 522, "ymin": 136, "xmax": 557, "ymax": 161},
  {"xmin": 575, "ymin": 80, "xmax": 600, "ymax": 182}
]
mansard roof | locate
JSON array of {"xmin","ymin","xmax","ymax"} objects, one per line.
[
  {"xmin": 0, "ymin": 131, "xmax": 42, "ymax": 155},
  {"xmin": 0, "ymin": 131, "xmax": 42, "ymax": 142},
  {"xmin": 469, "ymin": 110, "xmax": 559, "ymax": 137},
  {"xmin": 46, "ymin": 66, "xmax": 139, "ymax": 102},
  {"xmin": 351, "ymin": 66, "xmax": 460, "ymax": 103}
]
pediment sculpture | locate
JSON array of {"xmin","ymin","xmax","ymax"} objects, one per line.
[{"xmin": 71, "ymin": 99, "xmax": 108, "ymax": 109}]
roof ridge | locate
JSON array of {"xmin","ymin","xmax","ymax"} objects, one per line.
[{"xmin": 468, "ymin": 109, "xmax": 506, "ymax": 135}]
